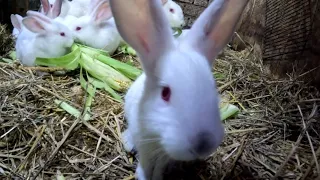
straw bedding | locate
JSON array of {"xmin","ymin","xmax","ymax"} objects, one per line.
[{"xmin": 0, "ymin": 25, "xmax": 319, "ymax": 180}]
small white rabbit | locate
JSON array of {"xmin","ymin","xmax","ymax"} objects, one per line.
[
  {"xmin": 66, "ymin": 0, "xmax": 92, "ymax": 17},
  {"xmin": 162, "ymin": 0, "xmax": 185, "ymax": 28},
  {"xmin": 109, "ymin": 0, "xmax": 248, "ymax": 179},
  {"xmin": 11, "ymin": 14, "xmax": 24, "ymax": 38},
  {"xmin": 69, "ymin": 0, "xmax": 121, "ymax": 55},
  {"xmin": 39, "ymin": 0, "xmax": 78, "ymax": 30},
  {"xmin": 118, "ymin": 0, "xmax": 185, "ymax": 46},
  {"xmin": 15, "ymin": 11, "xmax": 74, "ymax": 66}
]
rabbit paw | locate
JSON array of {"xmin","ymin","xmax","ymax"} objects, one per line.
[{"xmin": 122, "ymin": 129, "xmax": 135, "ymax": 153}]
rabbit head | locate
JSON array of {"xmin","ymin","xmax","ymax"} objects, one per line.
[
  {"xmin": 69, "ymin": 0, "xmax": 115, "ymax": 46},
  {"xmin": 162, "ymin": 0, "xmax": 185, "ymax": 28},
  {"xmin": 111, "ymin": 0, "xmax": 247, "ymax": 161},
  {"xmin": 24, "ymin": 11, "xmax": 74, "ymax": 54}
]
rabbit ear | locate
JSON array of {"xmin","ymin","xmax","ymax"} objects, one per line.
[
  {"xmin": 182, "ymin": 0, "xmax": 248, "ymax": 66},
  {"xmin": 161, "ymin": 0, "xmax": 168, "ymax": 4},
  {"xmin": 90, "ymin": 0, "xmax": 103, "ymax": 11},
  {"xmin": 22, "ymin": 16, "xmax": 52, "ymax": 34},
  {"xmin": 15, "ymin": 14, "xmax": 23, "ymax": 22},
  {"xmin": 51, "ymin": 0, "xmax": 63, "ymax": 18},
  {"xmin": 11, "ymin": 14, "xmax": 22, "ymax": 31},
  {"xmin": 110, "ymin": 0, "xmax": 174, "ymax": 75},
  {"xmin": 26, "ymin": 11, "xmax": 52, "ymax": 24},
  {"xmin": 91, "ymin": 1, "xmax": 113, "ymax": 23},
  {"xmin": 40, "ymin": 0, "xmax": 50, "ymax": 15}
]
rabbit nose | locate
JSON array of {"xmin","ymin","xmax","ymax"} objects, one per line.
[{"xmin": 191, "ymin": 132, "xmax": 215, "ymax": 156}]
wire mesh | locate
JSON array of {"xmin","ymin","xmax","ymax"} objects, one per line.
[{"xmin": 263, "ymin": 0, "xmax": 312, "ymax": 62}]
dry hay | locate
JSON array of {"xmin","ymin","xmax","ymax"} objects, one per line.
[
  {"xmin": 0, "ymin": 24, "xmax": 14, "ymax": 57},
  {"xmin": 0, "ymin": 46, "xmax": 319, "ymax": 180}
]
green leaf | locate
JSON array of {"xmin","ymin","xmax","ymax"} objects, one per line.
[
  {"xmin": 118, "ymin": 43, "xmax": 137, "ymax": 56},
  {"xmin": 220, "ymin": 103, "xmax": 240, "ymax": 121},
  {"xmin": 213, "ymin": 72, "xmax": 226, "ymax": 79},
  {"xmin": 54, "ymin": 99, "xmax": 91, "ymax": 121},
  {"xmin": 172, "ymin": 27, "xmax": 183, "ymax": 38},
  {"xmin": 9, "ymin": 51, "xmax": 17, "ymax": 60},
  {"xmin": 56, "ymin": 170, "xmax": 66, "ymax": 180},
  {"xmin": 1, "ymin": 58, "xmax": 14, "ymax": 63},
  {"xmin": 35, "ymin": 44, "xmax": 80, "ymax": 70}
]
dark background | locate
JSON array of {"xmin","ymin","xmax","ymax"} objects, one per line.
[{"xmin": 0, "ymin": 0, "xmax": 41, "ymax": 30}]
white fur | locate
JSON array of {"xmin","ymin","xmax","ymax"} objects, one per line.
[
  {"xmin": 54, "ymin": 15, "xmax": 78, "ymax": 29},
  {"xmin": 118, "ymin": 0, "xmax": 185, "ymax": 46},
  {"xmin": 69, "ymin": 1, "xmax": 121, "ymax": 55},
  {"xmin": 67, "ymin": 0, "xmax": 91, "ymax": 17},
  {"xmin": 38, "ymin": 0, "xmax": 78, "ymax": 31},
  {"xmin": 163, "ymin": 0, "xmax": 185, "ymax": 28},
  {"xmin": 109, "ymin": 0, "xmax": 248, "ymax": 179},
  {"xmin": 11, "ymin": 14, "xmax": 24, "ymax": 38},
  {"xmin": 12, "ymin": 28, "xmax": 20, "ymax": 38},
  {"xmin": 15, "ymin": 11, "xmax": 74, "ymax": 66},
  {"xmin": 39, "ymin": 0, "xmax": 70, "ymax": 18},
  {"xmin": 40, "ymin": 0, "xmax": 92, "ymax": 18}
]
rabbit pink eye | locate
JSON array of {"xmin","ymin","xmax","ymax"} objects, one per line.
[
  {"xmin": 76, "ymin": 27, "xmax": 81, "ymax": 31},
  {"xmin": 170, "ymin": 8, "xmax": 175, "ymax": 13},
  {"xmin": 161, "ymin": 86, "xmax": 171, "ymax": 102},
  {"xmin": 60, "ymin": 32, "xmax": 65, "ymax": 36}
]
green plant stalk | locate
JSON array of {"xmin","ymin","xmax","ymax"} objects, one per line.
[
  {"xmin": 77, "ymin": 43, "xmax": 109, "ymax": 56},
  {"xmin": 87, "ymin": 74, "xmax": 122, "ymax": 101},
  {"xmin": 79, "ymin": 66, "xmax": 122, "ymax": 102},
  {"xmin": 79, "ymin": 53, "xmax": 132, "ymax": 92},
  {"xmin": 80, "ymin": 46, "xmax": 142, "ymax": 80},
  {"xmin": 54, "ymin": 100, "xmax": 91, "ymax": 121}
]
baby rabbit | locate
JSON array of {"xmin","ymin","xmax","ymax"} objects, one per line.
[
  {"xmin": 109, "ymin": 0, "xmax": 248, "ymax": 179},
  {"xmin": 162, "ymin": 0, "xmax": 185, "ymax": 28},
  {"xmin": 68, "ymin": 0, "xmax": 92, "ymax": 17},
  {"xmin": 15, "ymin": 11, "xmax": 74, "ymax": 66},
  {"xmin": 40, "ymin": 0, "xmax": 78, "ymax": 29},
  {"xmin": 118, "ymin": 0, "xmax": 185, "ymax": 47},
  {"xmin": 69, "ymin": 0, "xmax": 121, "ymax": 55}
]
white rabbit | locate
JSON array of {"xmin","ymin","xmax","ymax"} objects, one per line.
[
  {"xmin": 118, "ymin": 0, "xmax": 185, "ymax": 47},
  {"xmin": 109, "ymin": 0, "xmax": 248, "ymax": 179},
  {"xmin": 39, "ymin": 0, "xmax": 78, "ymax": 30},
  {"xmin": 161, "ymin": 0, "xmax": 185, "ymax": 28},
  {"xmin": 15, "ymin": 11, "xmax": 74, "ymax": 66},
  {"xmin": 69, "ymin": 0, "xmax": 121, "ymax": 55},
  {"xmin": 66, "ymin": 0, "xmax": 92, "ymax": 17},
  {"xmin": 11, "ymin": 14, "xmax": 24, "ymax": 38}
]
